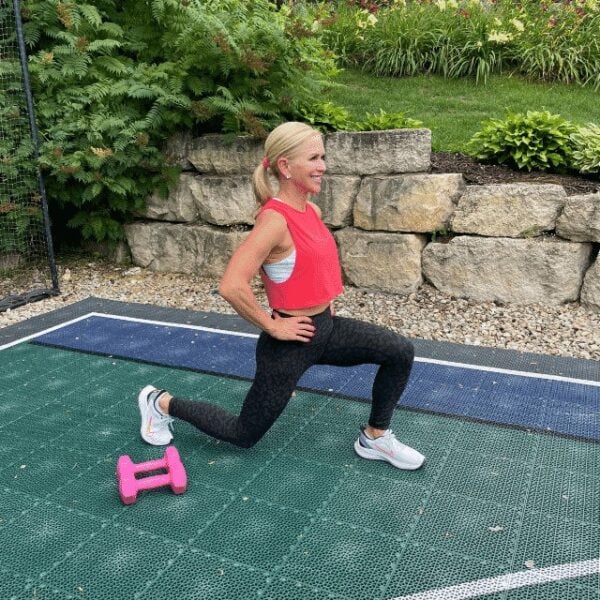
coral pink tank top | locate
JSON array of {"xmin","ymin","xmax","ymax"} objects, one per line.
[{"xmin": 258, "ymin": 198, "xmax": 343, "ymax": 310}]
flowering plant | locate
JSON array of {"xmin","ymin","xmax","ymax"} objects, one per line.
[{"xmin": 326, "ymin": 0, "xmax": 600, "ymax": 87}]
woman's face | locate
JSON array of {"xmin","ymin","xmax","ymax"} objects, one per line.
[{"xmin": 283, "ymin": 134, "xmax": 326, "ymax": 195}]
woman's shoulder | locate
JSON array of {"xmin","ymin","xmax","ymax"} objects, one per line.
[{"xmin": 255, "ymin": 206, "xmax": 287, "ymax": 229}]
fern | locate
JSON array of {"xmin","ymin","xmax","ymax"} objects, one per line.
[{"xmin": 23, "ymin": 0, "xmax": 336, "ymax": 243}]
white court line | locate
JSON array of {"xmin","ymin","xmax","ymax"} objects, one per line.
[
  {"xmin": 2, "ymin": 311, "xmax": 599, "ymax": 388},
  {"xmin": 416, "ymin": 357, "xmax": 600, "ymax": 388},
  {"xmin": 389, "ymin": 558, "xmax": 600, "ymax": 600},
  {"xmin": 0, "ymin": 313, "xmax": 95, "ymax": 352}
]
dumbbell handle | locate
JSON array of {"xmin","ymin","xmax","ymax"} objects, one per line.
[
  {"xmin": 135, "ymin": 473, "xmax": 171, "ymax": 491},
  {"xmin": 130, "ymin": 457, "xmax": 168, "ymax": 474}
]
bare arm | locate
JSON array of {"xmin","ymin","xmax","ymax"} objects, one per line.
[{"xmin": 218, "ymin": 210, "xmax": 315, "ymax": 342}]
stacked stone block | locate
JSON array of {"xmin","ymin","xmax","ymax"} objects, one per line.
[{"xmin": 125, "ymin": 130, "xmax": 599, "ymax": 310}]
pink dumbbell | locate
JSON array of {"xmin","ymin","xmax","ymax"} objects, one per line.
[{"xmin": 117, "ymin": 446, "xmax": 187, "ymax": 505}]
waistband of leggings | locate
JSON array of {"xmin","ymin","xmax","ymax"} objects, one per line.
[{"xmin": 272, "ymin": 306, "xmax": 332, "ymax": 319}]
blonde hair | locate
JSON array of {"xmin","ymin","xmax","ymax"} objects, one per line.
[{"xmin": 252, "ymin": 121, "xmax": 321, "ymax": 206}]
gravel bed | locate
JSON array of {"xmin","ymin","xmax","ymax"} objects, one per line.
[{"xmin": 1, "ymin": 258, "xmax": 598, "ymax": 361}]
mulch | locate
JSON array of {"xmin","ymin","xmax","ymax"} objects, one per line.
[{"xmin": 431, "ymin": 152, "xmax": 599, "ymax": 196}]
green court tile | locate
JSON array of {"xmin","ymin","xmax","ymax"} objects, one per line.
[
  {"xmin": 197, "ymin": 498, "xmax": 312, "ymax": 570},
  {"xmin": 0, "ymin": 487, "xmax": 38, "ymax": 526},
  {"xmin": 322, "ymin": 470, "xmax": 427, "ymax": 536},
  {"xmin": 47, "ymin": 456, "xmax": 129, "ymax": 517},
  {"xmin": 385, "ymin": 544, "xmax": 509, "ymax": 599},
  {"xmin": 259, "ymin": 576, "xmax": 351, "ymax": 600},
  {"xmin": 282, "ymin": 417, "xmax": 362, "ymax": 468},
  {"xmin": 252, "ymin": 413, "xmax": 315, "ymax": 453},
  {"xmin": 52, "ymin": 413, "xmax": 134, "ymax": 455},
  {"xmin": 277, "ymin": 390, "xmax": 331, "ymax": 422},
  {"xmin": 277, "ymin": 518, "xmax": 403, "ymax": 599},
  {"xmin": 115, "ymin": 483, "xmax": 236, "ymax": 543},
  {"xmin": 514, "ymin": 515, "xmax": 600, "ymax": 568},
  {"xmin": 534, "ymin": 433, "xmax": 600, "ymax": 472},
  {"xmin": 1, "ymin": 345, "xmax": 85, "ymax": 375},
  {"xmin": 452, "ymin": 423, "xmax": 541, "ymax": 464},
  {"xmin": 3, "ymin": 447, "xmax": 96, "ymax": 496},
  {"xmin": 397, "ymin": 410, "xmax": 468, "ymax": 434},
  {"xmin": 410, "ymin": 490, "xmax": 520, "ymax": 562},
  {"xmin": 316, "ymin": 395, "xmax": 375, "ymax": 423},
  {"xmin": 243, "ymin": 454, "xmax": 345, "ymax": 513},
  {"xmin": 0, "ymin": 568, "xmax": 36, "ymax": 600},
  {"xmin": 40, "ymin": 523, "xmax": 184, "ymax": 600},
  {"xmin": 4, "ymin": 417, "xmax": 67, "ymax": 446},
  {"xmin": 141, "ymin": 548, "xmax": 268, "ymax": 600},
  {"xmin": 158, "ymin": 423, "xmax": 218, "ymax": 457},
  {"xmin": 0, "ymin": 406, "xmax": 35, "ymax": 432},
  {"xmin": 34, "ymin": 402, "xmax": 92, "ymax": 432},
  {"xmin": 0, "ymin": 431, "xmax": 48, "ymax": 459},
  {"xmin": 12, "ymin": 583, "xmax": 78, "ymax": 600},
  {"xmin": 436, "ymin": 450, "xmax": 532, "ymax": 505},
  {"xmin": 389, "ymin": 420, "xmax": 459, "ymax": 453},
  {"xmin": 169, "ymin": 438, "xmax": 273, "ymax": 493},
  {"xmin": 1, "ymin": 503, "xmax": 103, "ymax": 576},
  {"xmin": 524, "ymin": 465, "xmax": 599, "ymax": 524}
]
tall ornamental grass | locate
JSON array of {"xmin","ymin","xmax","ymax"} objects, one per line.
[{"xmin": 325, "ymin": 0, "xmax": 600, "ymax": 88}]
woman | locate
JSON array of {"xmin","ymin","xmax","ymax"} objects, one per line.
[{"xmin": 138, "ymin": 121, "xmax": 425, "ymax": 470}]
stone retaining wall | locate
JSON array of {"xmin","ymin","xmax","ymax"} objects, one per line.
[{"xmin": 125, "ymin": 130, "xmax": 600, "ymax": 311}]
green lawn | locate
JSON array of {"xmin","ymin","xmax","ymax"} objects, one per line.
[{"xmin": 326, "ymin": 70, "xmax": 600, "ymax": 153}]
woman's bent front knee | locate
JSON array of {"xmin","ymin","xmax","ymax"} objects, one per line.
[{"xmin": 385, "ymin": 333, "xmax": 414, "ymax": 368}]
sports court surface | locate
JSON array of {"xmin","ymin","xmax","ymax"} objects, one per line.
[{"xmin": 1, "ymin": 297, "xmax": 598, "ymax": 600}]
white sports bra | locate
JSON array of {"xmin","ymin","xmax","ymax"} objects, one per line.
[{"xmin": 262, "ymin": 249, "xmax": 296, "ymax": 283}]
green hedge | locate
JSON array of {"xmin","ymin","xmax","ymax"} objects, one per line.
[{"xmin": 22, "ymin": 0, "xmax": 337, "ymax": 243}]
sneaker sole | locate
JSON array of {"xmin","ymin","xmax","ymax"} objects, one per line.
[
  {"xmin": 353, "ymin": 439, "xmax": 425, "ymax": 471},
  {"xmin": 138, "ymin": 385, "xmax": 172, "ymax": 446}
]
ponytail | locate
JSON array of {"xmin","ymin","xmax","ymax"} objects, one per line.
[{"xmin": 251, "ymin": 162, "xmax": 273, "ymax": 207}]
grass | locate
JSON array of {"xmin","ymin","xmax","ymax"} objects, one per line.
[{"xmin": 326, "ymin": 69, "xmax": 600, "ymax": 153}]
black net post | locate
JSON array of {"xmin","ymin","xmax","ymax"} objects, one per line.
[{"xmin": 0, "ymin": 0, "xmax": 60, "ymax": 311}]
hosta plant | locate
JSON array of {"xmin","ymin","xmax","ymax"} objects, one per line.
[
  {"xmin": 467, "ymin": 110, "xmax": 577, "ymax": 172},
  {"xmin": 571, "ymin": 123, "xmax": 600, "ymax": 174}
]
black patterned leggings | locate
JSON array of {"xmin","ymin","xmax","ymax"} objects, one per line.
[{"xmin": 169, "ymin": 308, "xmax": 414, "ymax": 448}]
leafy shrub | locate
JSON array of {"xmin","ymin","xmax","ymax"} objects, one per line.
[
  {"xmin": 23, "ymin": 0, "xmax": 338, "ymax": 243},
  {"xmin": 300, "ymin": 102, "xmax": 423, "ymax": 132},
  {"xmin": 300, "ymin": 101, "xmax": 355, "ymax": 132},
  {"xmin": 355, "ymin": 109, "xmax": 422, "ymax": 131},
  {"xmin": 571, "ymin": 123, "xmax": 600, "ymax": 173},
  {"xmin": 467, "ymin": 110, "xmax": 577, "ymax": 172},
  {"xmin": 0, "ymin": 203, "xmax": 43, "ymax": 255}
]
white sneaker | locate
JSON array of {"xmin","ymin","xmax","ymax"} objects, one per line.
[
  {"xmin": 138, "ymin": 385, "xmax": 174, "ymax": 446},
  {"xmin": 354, "ymin": 428, "xmax": 425, "ymax": 470}
]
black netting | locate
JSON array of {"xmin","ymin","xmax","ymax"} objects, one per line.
[{"xmin": 0, "ymin": 0, "xmax": 58, "ymax": 312}]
